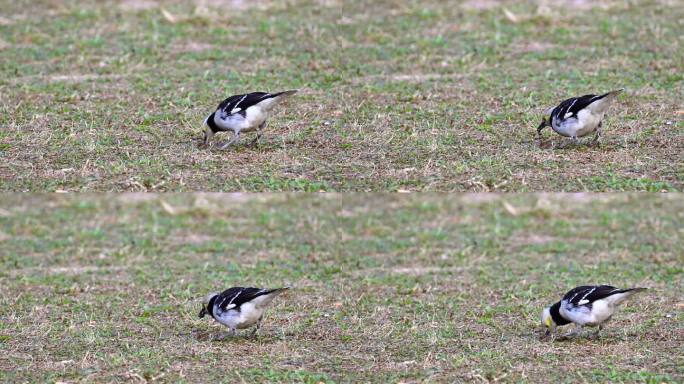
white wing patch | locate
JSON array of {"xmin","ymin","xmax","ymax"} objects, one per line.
[
  {"xmin": 231, "ymin": 95, "xmax": 248, "ymax": 114},
  {"xmin": 579, "ymin": 287, "xmax": 596, "ymax": 304},
  {"xmin": 564, "ymin": 99, "xmax": 577, "ymax": 119},
  {"xmin": 225, "ymin": 304, "xmax": 236, "ymax": 310}
]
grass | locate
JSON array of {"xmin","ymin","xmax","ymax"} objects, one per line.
[
  {"xmin": 0, "ymin": 0, "xmax": 682, "ymax": 191},
  {"xmin": 0, "ymin": 194, "xmax": 682, "ymax": 382}
]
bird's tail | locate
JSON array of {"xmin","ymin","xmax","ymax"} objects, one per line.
[
  {"xmin": 265, "ymin": 287, "xmax": 290, "ymax": 295},
  {"xmin": 252, "ymin": 287, "xmax": 290, "ymax": 308},
  {"xmin": 589, "ymin": 89, "xmax": 623, "ymax": 114},
  {"xmin": 258, "ymin": 90, "xmax": 298, "ymax": 111},
  {"xmin": 609, "ymin": 287, "xmax": 647, "ymax": 306},
  {"xmin": 272, "ymin": 90, "xmax": 298, "ymax": 98}
]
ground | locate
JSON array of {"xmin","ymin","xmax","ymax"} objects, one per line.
[
  {"xmin": 0, "ymin": 0, "xmax": 682, "ymax": 191},
  {"xmin": 1, "ymin": 194, "xmax": 682, "ymax": 382}
]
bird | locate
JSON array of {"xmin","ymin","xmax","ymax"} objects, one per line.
[
  {"xmin": 198, "ymin": 286, "xmax": 289, "ymax": 338},
  {"xmin": 536, "ymin": 89, "xmax": 623, "ymax": 148},
  {"xmin": 541, "ymin": 285, "xmax": 647, "ymax": 339},
  {"xmin": 202, "ymin": 90, "xmax": 298, "ymax": 149}
]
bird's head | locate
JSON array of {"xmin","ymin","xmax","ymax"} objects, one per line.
[
  {"xmin": 537, "ymin": 113, "xmax": 552, "ymax": 132},
  {"xmin": 540, "ymin": 305, "xmax": 557, "ymax": 338},
  {"xmin": 198, "ymin": 292, "xmax": 219, "ymax": 319},
  {"xmin": 202, "ymin": 113, "xmax": 216, "ymax": 146},
  {"xmin": 537, "ymin": 107, "xmax": 554, "ymax": 132}
]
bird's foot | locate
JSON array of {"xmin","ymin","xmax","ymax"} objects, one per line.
[
  {"xmin": 558, "ymin": 326, "xmax": 583, "ymax": 340},
  {"xmin": 555, "ymin": 333, "xmax": 571, "ymax": 341},
  {"xmin": 588, "ymin": 328, "xmax": 603, "ymax": 340},
  {"xmin": 213, "ymin": 329, "xmax": 238, "ymax": 341},
  {"xmin": 213, "ymin": 333, "xmax": 229, "ymax": 341}
]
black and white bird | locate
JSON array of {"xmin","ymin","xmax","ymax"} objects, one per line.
[
  {"xmin": 541, "ymin": 285, "xmax": 647, "ymax": 339},
  {"xmin": 537, "ymin": 89, "xmax": 623, "ymax": 147},
  {"xmin": 198, "ymin": 286, "xmax": 289, "ymax": 338},
  {"xmin": 203, "ymin": 90, "xmax": 298, "ymax": 149}
]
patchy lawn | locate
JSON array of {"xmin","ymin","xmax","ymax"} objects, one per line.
[
  {"xmin": 0, "ymin": 0, "xmax": 682, "ymax": 191},
  {"xmin": 0, "ymin": 194, "xmax": 682, "ymax": 382}
]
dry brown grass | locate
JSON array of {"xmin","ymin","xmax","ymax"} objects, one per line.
[
  {"xmin": 0, "ymin": 194, "xmax": 682, "ymax": 381},
  {"xmin": 0, "ymin": 0, "xmax": 681, "ymax": 191}
]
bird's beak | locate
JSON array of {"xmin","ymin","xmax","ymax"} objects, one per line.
[
  {"xmin": 202, "ymin": 125, "xmax": 214, "ymax": 147},
  {"xmin": 539, "ymin": 328, "xmax": 551, "ymax": 340},
  {"xmin": 198, "ymin": 307, "xmax": 207, "ymax": 318},
  {"xmin": 537, "ymin": 120, "xmax": 547, "ymax": 132}
]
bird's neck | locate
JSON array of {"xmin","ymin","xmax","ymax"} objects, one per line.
[
  {"xmin": 207, "ymin": 296, "xmax": 218, "ymax": 319},
  {"xmin": 550, "ymin": 301, "xmax": 571, "ymax": 325},
  {"xmin": 206, "ymin": 112, "xmax": 219, "ymax": 133}
]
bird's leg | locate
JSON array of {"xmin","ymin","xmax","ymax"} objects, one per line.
[
  {"xmin": 219, "ymin": 131, "xmax": 240, "ymax": 150},
  {"xmin": 560, "ymin": 325, "xmax": 583, "ymax": 339},
  {"xmin": 536, "ymin": 120, "xmax": 547, "ymax": 147},
  {"xmin": 251, "ymin": 121, "xmax": 266, "ymax": 146},
  {"xmin": 250, "ymin": 315, "xmax": 264, "ymax": 337},
  {"xmin": 203, "ymin": 128, "xmax": 214, "ymax": 147},
  {"xmin": 592, "ymin": 324, "xmax": 603, "ymax": 339},
  {"xmin": 558, "ymin": 136, "xmax": 579, "ymax": 149},
  {"xmin": 592, "ymin": 319, "xmax": 609, "ymax": 339},
  {"xmin": 591, "ymin": 121, "xmax": 602, "ymax": 146},
  {"xmin": 214, "ymin": 328, "xmax": 235, "ymax": 341}
]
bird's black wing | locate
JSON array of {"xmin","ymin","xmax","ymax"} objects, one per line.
[
  {"xmin": 216, "ymin": 92, "xmax": 272, "ymax": 116},
  {"xmin": 215, "ymin": 287, "xmax": 276, "ymax": 311},
  {"xmin": 551, "ymin": 94, "xmax": 599, "ymax": 121},
  {"xmin": 563, "ymin": 285, "xmax": 620, "ymax": 306}
]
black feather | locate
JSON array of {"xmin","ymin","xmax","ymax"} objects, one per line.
[
  {"xmin": 562, "ymin": 285, "xmax": 629, "ymax": 307},
  {"xmin": 216, "ymin": 92, "xmax": 276, "ymax": 118},
  {"xmin": 205, "ymin": 112, "xmax": 219, "ymax": 133},
  {"xmin": 214, "ymin": 287, "xmax": 284, "ymax": 312},
  {"xmin": 549, "ymin": 91, "xmax": 614, "ymax": 122},
  {"xmin": 549, "ymin": 301, "xmax": 571, "ymax": 326}
]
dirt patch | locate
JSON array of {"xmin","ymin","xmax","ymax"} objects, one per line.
[
  {"xmin": 115, "ymin": 193, "xmax": 160, "ymax": 204},
  {"xmin": 516, "ymin": 42, "xmax": 555, "ymax": 53},
  {"xmin": 556, "ymin": 0, "xmax": 617, "ymax": 10},
  {"xmin": 352, "ymin": 266, "xmax": 469, "ymax": 277},
  {"xmin": 509, "ymin": 234, "xmax": 560, "ymax": 247},
  {"xmin": 170, "ymin": 234, "xmax": 215, "ymax": 245},
  {"xmin": 0, "ymin": 16, "xmax": 15, "ymax": 25},
  {"xmin": 48, "ymin": 74, "xmax": 125, "ymax": 83},
  {"xmin": 462, "ymin": 0, "xmax": 618, "ymax": 11},
  {"xmin": 9, "ymin": 265, "xmax": 128, "ymax": 278},
  {"xmin": 461, "ymin": 0, "xmax": 501, "ymax": 10},
  {"xmin": 351, "ymin": 73, "xmax": 468, "ymax": 85},
  {"xmin": 195, "ymin": 0, "xmax": 274, "ymax": 10},
  {"xmin": 119, "ymin": 0, "xmax": 158, "ymax": 11},
  {"xmin": 172, "ymin": 42, "xmax": 216, "ymax": 54},
  {"xmin": 389, "ymin": 266, "xmax": 468, "ymax": 275},
  {"xmin": 459, "ymin": 194, "xmax": 502, "ymax": 204}
]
